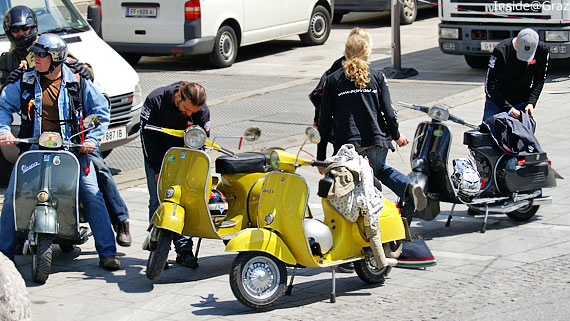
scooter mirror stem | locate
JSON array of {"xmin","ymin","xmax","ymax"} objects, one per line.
[{"xmin": 296, "ymin": 138, "xmax": 309, "ymax": 165}]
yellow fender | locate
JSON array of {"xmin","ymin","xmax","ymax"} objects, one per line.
[
  {"xmin": 149, "ymin": 202, "xmax": 185, "ymax": 234},
  {"xmin": 225, "ymin": 229, "xmax": 297, "ymax": 266}
]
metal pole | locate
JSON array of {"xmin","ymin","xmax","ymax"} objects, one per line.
[{"xmin": 391, "ymin": 0, "xmax": 402, "ymax": 69}]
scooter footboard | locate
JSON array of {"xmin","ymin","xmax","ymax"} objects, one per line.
[
  {"xmin": 225, "ymin": 228, "xmax": 297, "ymax": 265},
  {"xmin": 149, "ymin": 202, "xmax": 185, "ymax": 234}
]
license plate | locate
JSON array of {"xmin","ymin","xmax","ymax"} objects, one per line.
[
  {"xmin": 102, "ymin": 126, "xmax": 127, "ymax": 143},
  {"xmin": 126, "ymin": 7, "xmax": 157, "ymax": 17},
  {"xmin": 481, "ymin": 41, "xmax": 499, "ymax": 52}
]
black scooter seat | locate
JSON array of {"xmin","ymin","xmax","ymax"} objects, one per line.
[
  {"xmin": 463, "ymin": 130, "xmax": 494, "ymax": 147},
  {"xmin": 216, "ymin": 148, "xmax": 280, "ymax": 175}
]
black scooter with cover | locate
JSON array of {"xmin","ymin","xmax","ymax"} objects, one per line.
[{"xmin": 399, "ymin": 103, "xmax": 560, "ymax": 232}]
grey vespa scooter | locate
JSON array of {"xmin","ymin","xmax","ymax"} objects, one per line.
[{"xmin": 7, "ymin": 115, "xmax": 99, "ymax": 283}]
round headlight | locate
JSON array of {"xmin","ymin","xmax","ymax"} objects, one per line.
[
  {"xmin": 37, "ymin": 191, "xmax": 49, "ymax": 202},
  {"xmin": 164, "ymin": 187, "xmax": 175, "ymax": 199},
  {"xmin": 184, "ymin": 126, "xmax": 207, "ymax": 149},
  {"xmin": 264, "ymin": 213, "xmax": 274, "ymax": 225},
  {"xmin": 270, "ymin": 151, "xmax": 280, "ymax": 169}
]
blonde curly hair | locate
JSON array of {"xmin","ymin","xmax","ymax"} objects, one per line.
[{"xmin": 343, "ymin": 27, "xmax": 373, "ymax": 89}]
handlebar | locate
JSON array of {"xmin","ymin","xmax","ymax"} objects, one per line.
[
  {"xmin": 399, "ymin": 101, "xmax": 479, "ymax": 129},
  {"xmin": 312, "ymin": 160, "xmax": 330, "ymax": 168}
]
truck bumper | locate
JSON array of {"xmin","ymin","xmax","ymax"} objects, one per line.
[{"xmin": 438, "ymin": 23, "xmax": 570, "ymax": 59}]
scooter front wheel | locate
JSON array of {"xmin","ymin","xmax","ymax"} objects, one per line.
[
  {"xmin": 146, "ymin": 228, "xmax": 173, "ymax": 281},
  {"xmin": 32, "ymin": 234, "xmax": 53, "ymax": 284},
  {"xmin": 230, "ymin": 251, "xmax": 287, "ymax": 309}
]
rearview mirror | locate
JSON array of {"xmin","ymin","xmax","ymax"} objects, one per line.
[
  {"xmin": 305, "ymin": 127, "xmax": 320, "ymax": 144},
  {"xmin": 243, "ymin": 127, "xmax": 261, "ymax": 142}
]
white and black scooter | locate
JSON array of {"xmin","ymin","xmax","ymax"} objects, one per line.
[
  {"xmin": 7, "ymin": 115, "xmax": 100, "ymax": 283},
  {"xmin": 399, "ymin": 103, "xmax": 560, "ymax": 232}
]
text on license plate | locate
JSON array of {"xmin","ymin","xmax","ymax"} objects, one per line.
[
  {"xmin": 126, "ymin": 7, "xmax": 157, "ymax": 17},
  {"xmin": 102, "ymin": 126, "xmax": 127, "ymax": 143},
  {"xmin": 481, "ymin": 41, "xmax": 499, "ymax": 52}
]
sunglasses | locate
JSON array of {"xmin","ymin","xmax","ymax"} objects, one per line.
[
  {"xmin": 34, "ymin": 52, "xmax": 50, "ymax": 58},
  {"xmin": 11, "ymin": 26, "xmax": 30, "ymax": 33}
]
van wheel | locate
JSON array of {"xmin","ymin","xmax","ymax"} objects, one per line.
[
  {"xmin": 209, "ymin": 26, "xmax": 238, "ymax": 68},
  {"xmin": 464, "ymin": 55, "xmax": 490, "ymax": 69},
  {"xmin": 121, "ymin": 53, "xmax": 142, "ymax": 66},
  {"xmin": 300, "ymin": 5, "xmax": 331, "ymax": 46},
  {"xmin": 400, "ymin": 0, "xmax": 418, "ymax": 25}
]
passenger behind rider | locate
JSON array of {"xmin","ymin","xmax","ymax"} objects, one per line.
[
  {"xmin": 316, "ymin": 27, "xmax": 427, "ymax": 272},
  {"xmin": 140, "ymin": 82, "xmax": 211, "ymax": 269},
  {"xmin": 0, "ymin": 6, "xmax": 132, "ymax": 247},
  {"xmin": 483, "ymin": 28, "xmax": 549, "ymax": 122},
  {"xmin": 0, "ymin": 33, "xmax": 120, "ymax": 270}
]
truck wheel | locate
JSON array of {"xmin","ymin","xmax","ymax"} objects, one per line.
[
  {"xmin": 506, "ymin": 205, "xmax": 539, "ymax": 222},
  {"xmin": 209, "ymin": 26, "xmax": 238, "ymax": 68},
  {"xmin": 32, "ymin": 234, "xmax": 53, "ymax": 284},
  {"xmin": 354, "ymin": 248, "xmax": 387, "ymax": 284},
  {"xmin": 146, "ymin": 228, "xmax": 173, "ymax": 281},
  {"xmin": 300, "ymin": 5, "xmax": 331, "ymax": 46},
  {"xmin": 230, "ymin": 251, "xmax": 287, "ymax": 309},
  {"xmin": 400, "ymin": 0, "xmax": 418, "ymax": 25},
  {"xmin": 464, "ymin": 55, "xmax": 490, "ymax": 69},
  {"xmin": 121, "ymin": 53, "xmax": 142, "ymax": 66}
]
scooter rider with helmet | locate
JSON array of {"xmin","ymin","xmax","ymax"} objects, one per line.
[
  {"xmin": 0, "ymin": 5, "xmax": 132, "ymax": 247},
  {"xmin": 0, "ymin": 33, "xmax": 120, "ymax": 270}
]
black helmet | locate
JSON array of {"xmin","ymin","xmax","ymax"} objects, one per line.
[
  {"xmin": 29, "ymin": 33, "xmax": 68, "ymax": 74},
  {"xmin": 3, "ymin": 6, "xmax": 38, "ymax": 50}
]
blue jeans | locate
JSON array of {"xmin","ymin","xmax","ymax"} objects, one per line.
[
  {"xmin": 90, "ymin": 149, "xmax": 129, "ymax": 225},
  {"xmin": 0, "ymin": 156, "xmax": 116, "ymax": 259},
  {"xmin": 359, "ymin": 146, "xmax": 410, "ymax": 198},
  {"xmin": 483, "ymin": 100, "xmax": 527, "ymax": 123},
  {"xmin": 144, "ymin": 160, "xmax": 193, "ymax": 254}
]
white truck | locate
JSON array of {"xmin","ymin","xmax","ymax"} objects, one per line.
[
  {"xmin": 438, "ymin": 0, "xmax": 570, "ymax": 68},
  {"xmin": 95, "ymin": 0, "xmax": 332, "ymax": 67}
]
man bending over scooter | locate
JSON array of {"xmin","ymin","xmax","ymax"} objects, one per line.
[
  {"xmin": 141, "ymin": 82, "xmax": 210, "ymax": 268},
  {"xmin": 0, "ymin": 34, "xmax": 120, "ymax": 270}
]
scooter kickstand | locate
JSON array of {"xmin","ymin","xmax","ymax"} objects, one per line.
[
  {"xmin": 445, "ymin": 203, "xmax": 456, "ymax": 227},
  {"xmin": 330, "ymin": 267, "xmax": 336, "ymax": 303},
  {"xmin": 194, "ymin": 238, "xmax": 203, "ymax": 258},
  {"xmin": 481, "ymin": 206, "xmax": 489, "ymax": 233},
  {"xmin": 285, "ymin": 267, "xmax": 297, "ymax": 295}
]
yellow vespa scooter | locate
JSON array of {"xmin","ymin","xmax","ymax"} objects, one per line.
[
  {"xmin": 226, "ymin": 128, "xmax": 410, "ymax": 309},
  {"xmin": 143, "ymin": 125, "xmax": 276, "ymax": 280}
]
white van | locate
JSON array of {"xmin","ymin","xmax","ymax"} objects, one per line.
[
  {"xmin": 0, "ymin": 0, "xmax": 143, "ymax": 168},
  {"xmin": 96, "ymin": 0, "xmax": 332, "ymax": 67}
]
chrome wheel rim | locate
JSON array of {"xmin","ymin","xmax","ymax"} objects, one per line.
[
  {"xmin": 310, "ymin": 13, "xmax": 326, "ymax": 39},
  {"xmin": 218, "ymin": 31, "xmax": 235, "ymax": 61},
  {"xmin": 241, "ymin": 256, "xmax": 280, "ymax": 300},
  {"xmin": 365, "ymin": 252, "xmax": 387, "ymax": 276}
]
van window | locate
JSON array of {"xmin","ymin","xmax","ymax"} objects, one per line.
[{"xmin": 0, "ymin": 0, "xmax": 89, "ymax": 37}]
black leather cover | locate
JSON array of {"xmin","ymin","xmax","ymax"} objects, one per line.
[
  {"xmin": 318, "ymin": 176, "xmax": 334, "ymax": 198},
  {"xmin": 215, "ymin": 148, "xmax": 282, "ymax": 175},
  {"xmin": 463, "ymin": 130, "xmax": 494, "ymax": 147}
]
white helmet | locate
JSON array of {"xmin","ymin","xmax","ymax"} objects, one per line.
[
  {"xmin": 451, "ymin": 158, "xmax": 482, "ymax": 200},
  {"xmin": 303, "ymin": 219, "xmax": 333, "ymax": 256}
]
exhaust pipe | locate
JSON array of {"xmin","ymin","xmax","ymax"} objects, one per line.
[
  {"xmin": 471, "ymin": 196, "xmax": 552, "ymax": 213},
  {"xmin": 532, "ymin": 196, "xmax": 552, "ymax": 206}
]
